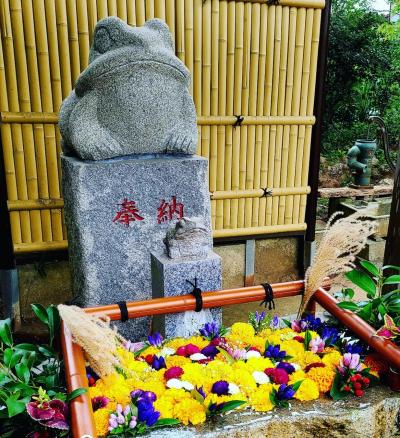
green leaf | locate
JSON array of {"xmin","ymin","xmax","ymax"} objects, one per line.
[
  {"xmin": 382, "ymin": 265, "xmax": 400, "ymax": 271},
  {"xmin": 14, "ymin": 343, "xmax": 37, "ymax": 352},
  {"xmin": 66, "ymin": 387, "xmax": 87, "ymax": 402},
  {"xmin": 357, "ymin": 302, "xmax": 373, "ymax": 322},
  {"xmin": 14, "ymin": 363, "xmax": 30, "ymax": 384},
  {"xmin": 21, "ymin": 352, "xmax": 36, "ymax": 370},
  {"xmin": 153, "ymin": 418, "xmax": 180, "ymax": 428},
  {"xmin": 384, "ymin": 275, "xmax": 400, "ymax": 285},
  {"xmin": 46, "ymin": 306, "xmax": 60, "ymax": 346},
  {"xmin": 31, "ymin": 304, "xmax": 48, "ymax": 325},
  {"xmin": 291, "ymin": 380, "xmax": 303, "ymax": 392},
  {"xmin": 0, "ymin": 319, "xmax": 13, "ymax": 346},
  {"xmin": 38, "ymin": 345, "xmax": 56, "ymax": 358},
  {"xmin": 304, "ymin": 330, "xmax": 312, "ymax": 349},
  {"xmin": 342, "ymin": 288, "xmax": 355, "ymax": 300},
  {"xmin": 6, "ymin": 396, "xmax": 29, "ymax": 417},
  {"xmin": 282, "ymin": 319, "xmax": 292, "ymax": 328},
  {"xmin": 329, "ymin": 373, "xmax": 347, "ymax": 401},
  {"xmin": 3, "ymin": 349, "xmax": 22, "ymax": 369},
  {"xmin": 345, "ymin": 270, "xmax": 376, "ymax": 298},
  {"xmin": 337, "ymin": 301, "xmax": 360, "ymax": 311},
  {"xmin": 360, "ymin": 260, "xmax": 380, "ymax": 277},
  {"xmin": 216, "ymin": 400, "xmax": 246, "ymax": 414},
  {"xmin": 377, "ymin": 303, "xmax": 387, "ymax": 318},
  {"xmin": 217, "ymin": 347, "xmax": 234, "ymax": 364}
]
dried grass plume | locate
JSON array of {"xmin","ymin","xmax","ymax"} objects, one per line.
[
  {"xmin": 298, "ymin": 212, "xmax": 376, "ymax": 317},
  {"xmin": 58, "ymin": 304, "xmax": 126, "ymax": 378}
]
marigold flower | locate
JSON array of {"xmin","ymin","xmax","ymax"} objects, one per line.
[
  {"xmin": 173, "ymin": 398, "xmax": 206, "ymax": 425},
  {"xmin": 294, "ymin": 378, "xmax": 319, "ymax": 401},
  {"xmin": 307, "ymin": 366, "xmax": 335, "ymax": 393},
  {"xmin": 93, "ymin": 408, "xmax": 111, "ymax": 437}
]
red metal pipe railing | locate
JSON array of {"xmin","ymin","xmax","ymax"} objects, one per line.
[{"xmin": 60, "ymin": 280, "xmax": 400, "ymax": 438}]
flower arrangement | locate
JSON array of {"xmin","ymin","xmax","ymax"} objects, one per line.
[{"xmin": 65, "ymin": 310, "xmax": 381, "ymax": 437}]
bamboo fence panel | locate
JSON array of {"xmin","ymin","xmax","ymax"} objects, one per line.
[{"xmin": 0, "ymin": 0, "xmax": 325, "ymax": 253}]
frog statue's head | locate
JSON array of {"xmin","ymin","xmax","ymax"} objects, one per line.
[{"xmin": 59, "ymin": 18, "xmax": 198, "ymax": 161}]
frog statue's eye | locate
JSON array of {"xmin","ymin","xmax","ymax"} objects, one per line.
[{"xmin": 93, "ymin": 26, "xmax": 114, "ymax": 54}]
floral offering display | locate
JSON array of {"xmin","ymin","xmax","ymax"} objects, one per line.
[{"xmin": 79, "ymin": 312, "xmax": 380, "ymax": 437}]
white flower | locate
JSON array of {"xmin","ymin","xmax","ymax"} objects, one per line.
[
  {"xmin": 228, "ymin": 383, "xmax": 240, "ymax": 395},
  {"xmin": 291, "ymin": 363, "xmax": 301, "ymax": 371},
  {"xmin": 166, "ymin": 378, "xmax": 183, "ymax": 389},
  {"xmin": 190, "ymin": 353, "xmax": 208, "ymax": 361},
  {"xmin": 159, "ymin": 347, "xmax": 176, "ymax": 357},
  {"xmin": 252, "ymin": 371, "xmax": 270, "ymax": 385},
  {"xmin": 245, "ymin": 350, "xmax": 261, "ymax": 360},
  {"xmin": 181, "ymin": 381, "xmax": 194, "ymax": 391}
]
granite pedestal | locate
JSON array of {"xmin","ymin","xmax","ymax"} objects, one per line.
[
  {"xmin": 62, "ymin": 154, "xmax": 212, "ymax": 339},
  {"xmin": 151, "ymin": 252, "xmax": 222, "ymax": 338}
]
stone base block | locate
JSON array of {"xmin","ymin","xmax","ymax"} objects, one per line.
[
  {"xmin": 151, "ymin": 252, "xmax": 222, "ymax": 338},
  {"xmin": 62, "ymin": 153, "xmax": 211, "ymax": 340}
]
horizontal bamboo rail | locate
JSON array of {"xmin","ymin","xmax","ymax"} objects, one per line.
[
  {"xmin": 7, "ymin": 198, "xmax": 64, "ymax": 211},
  {"xmin": 1, "ymin": 111, "xmax": 315, "ymax": 126},
  {"xmin": 213, "ymin": 222, "xmax": 307, "ymax": 238},
  {"xmin": 13, "ymin": 240, "xmax": 68, "ymax": 253},
  {"xmin": 61, "ymin": 280, "xmax": 400, "ymax": 438},
  {"xmin": 240, "ymin": 0, "xmax": 325, "ymax": 7},
  {"xmin": 210, "ymin": 186, "xmax": 311, "ymax": 200}
]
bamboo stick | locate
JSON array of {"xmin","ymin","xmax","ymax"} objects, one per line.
[
  {"xmin": 175, "ymin": 0, "xmax": 184, "ymax": 62},
  {"xmin": 145, "ymin": 0, "xmax": 154, "ymax": 20},
  {"xmin": 154, "ymin": 0, "xmax": 165, "ymax": 20},
  {"xmin": 107, "ymin": 0, "xmax": 118, "ymax": 17},
  {"xmin": 8, "ymin": 198, "xmax": 64, "ymax": 211},
  {"xmin": 193, "ymin": 0, "xmax": 202, "ymax": 112},
  {"xmin": 77, "ymin": 0, "xmax": 89, "ymax": 70},
  {"xmin": 213, "ymin": 222, "xmax": 307, "ymax": 238},
  {"xmin": 55, "ymin": 0, "xmax": 72, "ymax": 98},
  {"xmin": 34, "ymin": 0, "xmax": 63, "ymax": 241},
  {"xmin": 22, "ymin": 0, "xmax": 52, "ymax": 242},
  {"xmin": 210, "ymin": 186, "xmax": 310, "ymax": 200},
  {"xmin": 201, "ymin": 0, "xmax": 211, "ymax": 164},
  {"xmin": 66, "ymin": 0, "xmax": 81, "ymax": 85},
  {"xmin": 223, "ymin": 0, "xmax": 235, "ymax": 229},
  {"xmin": 258, "ymin": 4, "xmax": 275, "ymax": 227},
  {"xmin": 184, "ymin": 0, "xmax": 194, "ymax": 95},
  {"xmin": 135, "ymin": 0, "xmax": 145, "ymax": 26},
  {"xmin": 293, "ymin": 8, "xmax": 313, "ymax": 224},
  {"xmin": 236, "ymin": 0, "xmax": 325, "ymax": 7},
  {"xmin": 165, "ymin": 0, "xmax": 175, "ymax": 46},
  {"xmin": 230, "ymin": 1, "xmax": 244, "ymax": 230},
  {"xmin": 8, "ymin": 0, "xmax": 33, "ymax": 243},
  {"xmin": 285, "ymin": 7, "xmax": 305, "ymax": 225},
  {"xmin": 0, "ymin": 11, "xmax": 22, "ymax": 243},
  {"xmin": 127, "ymin": 0, "xmax": 136, "ymax": 26},
  {"xmin": 87, "ymin": 0, "xmax": 98, "ymax": 40},
  {"xmin": 117, "ymin": 0, "xmax": 127, "ymax": 21},
  {"xmin": 97, "ymin": 0, "xmax": 108, "ymax": 20},
  {"xmin": 14, "ymin": 240, "xmax": 68, "ymax": 253}
]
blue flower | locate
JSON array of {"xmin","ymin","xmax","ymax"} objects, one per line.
[
  {"xmin": 255, "ymin": 311, "xmax": 266, "ymax": 324},
  {"xmin": 276, "ymin": 384, "xmax": 295, "ymax": 401},
  {"xmin": 195, "ymin": 386, "xmax": 206, "ymax": 399},
  {"xmin": 321, "ymin": 325, "xmax": 339, "ymax": 346},
  {"xmin": 271, "ymin": 314, "xmax": 279, "ymax": 328},
  {"xmin": 137, "ymin": 399, "xmax": 160, "ymax": 426},
  {"xmin": 211, "ymin": 380, "xmax": 230, "ymax": 396},
  {"xmin": 148, "ymin": 332, "xmax": 163, "ymax": 347},
  {"xmin": 201, "ymin": 344, "xmax": 219, "ymax": 358},
  {"xmin": 277, "ymin": 362, "xmax": 295, "ymax": 374},
  {"xmin": 265, "ymin": 344, "xmax": 286, "ymax": 360},
  {"xmin": 199, "ymin": 322, "xmax": 220, "ymax": 340},
  {"xmin": 344, "ymin": 340, "xmax": 367, "ymax": 355},
  {"xmin": 301, "ymin": 315, "xmax": 323, "ymax": 331},
  {"xmin": 151, "ymin": 356, "xmax": 166, "ymax": 370}
]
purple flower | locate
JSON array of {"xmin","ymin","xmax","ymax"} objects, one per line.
[
  {"xmin": 265, "ymin": 344, "xmax": 286, "ymax": 361},
  {"xmin": 195, "ymin": 386, "xmax": 206, "ymax": 399},
  {"xmin": 276, "ymin": 384, "xmax": 295, "ymax": 401},
  {"xmin": 344, "ymin": 341, "xmax": 366, "ymax": 355},
  {"xmin": 337, "ymin": 353, "xmax": 362, "ymax": 375},
  {"xmin": 211, "ymin": 380, "xmax": 230, "ymax": 396},
  {"xmin": 151, "ymin": 355, "xmax": 166, "ymax": 370},
  {"xmin": 137, "ymin": 399, "xmax": 160, "ymax": 426},
  {"xmin": 130, "ymin": 389, "xmax": 144, "ymax": 400},
  {"xmin": 321, "ymin": 326, "xmax": 339, "ymax": 346},
  {"xmin": 255, "ymin": 311, "xmax": 266, "ymax": 324},
  {"xmin": 277, "ymin": 362, "xmax": 295, "ymax": 374},
  {"xmin": 131, "ymin": 389, "xmax": 157, "ymax": 402},
  {"xmin": 309, "ymin": 336, "xmax": 325, "ymax": 353},
  {"xmin": 148, "ymin": 332, "xmax": 163, "ymax": 348},
  {"xmin": 123, "ymin": 340, "xmax": 146, "ymax": 353},
  {"xmin": 91, "ymin": 396, "xmax": 109, "ymax": 412},
  {"xmin": 271, "ymin": 314, "xmax": 279, "ymax": 328},
  {"xmin": 201, "ymin": 344, "xmax": 219, "ymax": 358},
  {"xmin": 200, "ymin": 322, "xmax": 220, "ymax": 340},
  {"xmin": 26, "ymin": 399, "xmax": 69, "ymax": 430},
  {"xmin": 291, "ymin": 320, "xmax": 302, "ymax": 333}
]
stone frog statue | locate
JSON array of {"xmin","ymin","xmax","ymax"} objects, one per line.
[{"xmin": 59, "ymin": 17, "xmax": 198, "ymax": 161}]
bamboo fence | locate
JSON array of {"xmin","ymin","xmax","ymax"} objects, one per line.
[{"xmin": 0, "ymin": 0, "xmax": 325, "ymax": 254}]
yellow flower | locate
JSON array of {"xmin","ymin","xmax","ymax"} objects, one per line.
[
  {"xmin": 294, "ymin": 378, "xmax": 319, "ymax": 401},
  {"xmin": 307, "ymin": 366, "xmax": 335, "ymax": 393},
  {"xmin": 93, "ymin": 408, "xmax": 111, "ymax": 437},
  {"xmin": 173, "ymin": 398, "xmax": 207, "ymax": 425},
  {"xmin": 164, "ymin": 338, "xmax": 186, "ymax": 350},
  {"xmin": 204, "ymin": 392, "xmax": 246, "ymax": 407},
  {"xmin": 280, "ymin": 339, "xmax": 305, "ymax": 359},
  {"xmin": 238, "ymin": 357, "xmax": 274, "ymax": 373},
  {"xmin": 289, "ymin": 369, "xmax": 306, "ymax": 384},
  {"xmin": 230, "ymin": 369, "xmax": 257, "ymax": 396},
  {"xmin": 322, "ymin": 351, "xmax": 342, "ymax": 370},
  {"xmin": 248, "ymin": 384, "xmax": 274, "ymax": 412},
  {"xmin": 137, "ymin": 346, "xmax": 160, "ymax": 358},
  {"xmin": 231, "ymin": 322, "xmax": 255, "ymax": 338},
  {"xmin": 166, "ymin": 355, "xmax": 191, "ymax": 368},
  {"xmin": 295, "ymin": 351, "xmax": 321, "ymax": 369},
  {"xmin": 185, "ymin": 336, "xmax": 209, "ymax": 350}
]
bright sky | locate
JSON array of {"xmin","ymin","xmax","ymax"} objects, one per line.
[{"xmin": 373, "ymin": 0, "xmax": 390, "ymax": 11}]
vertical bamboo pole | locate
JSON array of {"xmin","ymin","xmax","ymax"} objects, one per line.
[
  {"xmin": 293, "ymin": 8, "xmax": 313, "ymax": 224},
  {"xmin": 8, "ymin": 0, "xmax": 34, "ymax": 243},
  {"xmin": 175, "ymin": 0, "xmax": 184, "ymax": 62},
  {"xmin": 230, "ymin": 1, "xmax": 244, "ymax": 230},
  {"xmin": 272, "ymin": 6, "xmax": 289, "ymax": 226},
  {"xmin": 145, "ymin": 0, "xmax": 154, "ymax": 20},
  {"xmin": 135, "ymin": 0, "xmax": 145, "ymax": 26},
  {"xmin": 154, "ymin": 0, "xmax": 165, "ymax": 20},
  {"xmin": 22, "ymin": 0, "xmax": 51, "ymax": 242},
  {"xmin": 238, "ymin": 1, "xmax": 251, "ymax": 228},
  {"xmin": 66, "ymin": 0, "xmax": 81, "ymax": 85},
  {"xmin": 252, "ymin": 3, "xmax": 268, "ymax": 228},
  {"xmin": 215, "ymin": 0, "xmax": 227, "ymax": 231},
  {"xmin": 107, "ymin": 0, "xmax": 118, "ymax": 17},
  {"xmin": 258, "ymin": 5, "xmax": 275, "ymax": 227},
  {"xmin": 209, "ymin": 0, "xmax": 219, "ymax": 230},
  {"xmin": 184, "ymin": 0, "xmax": 194, "ymax": 95},
  {"xmin": 193, "ymin": 0, "xmax": 201, "ymax": 155},
  {"xmin": 278, "ymin": 7, "xmax": 296, "ymax": 225},
  {"xmin": 97, "ymin": 0, "xmax": 108, "ymax": 20},
  {"xmin": 284, "ymin": 7, "xmax": 305, "ymax": 225},
  {"xmin": 127, "ymin": 0, "xmax": 137, "ymax": 26},
  {"xmin": 165, "ymin": 0, "xmax": 175, "ymax": 46},
  {"xmin": 201, "ymin": 0, "xmax": 211, "ymax": 162},
  {"xmin": 266, "ymin": 5, "xmax": 282, "ymax": 226},
  {"xmin": 87, "ymin": 0, "xmax": 98, "ymax": 40},
  {"xmin": 0, "ymin": 10, "xmax": 22, "ymax": 244},
  {"xmin": 245, "ymin": 2, "xmax": 260, "ymax": 229},
  {"xmin": 223, "ymin": 0, "xmax": 235, "ymax": 229},
  {"xmin": 77, "ymin": 0, "xmax": 89, "ymax": 70},
  {"xmin": 55, "ymin": 0, "xmax": 73, "ymax": 98},
  {"xmin": 117, "ymin": 0, "xmax": 127, "ymax": 21},
  {"xmin": 300, "ymin": 9, "xmax": 321, "ymax": 222},
  {"xmin": 34, "ymin": 0, "xmax": 63, "ymax": 241}
]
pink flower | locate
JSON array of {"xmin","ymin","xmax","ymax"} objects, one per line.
[
  {"xmin": 264, "ymin": 368, "xmax": 289, "ymax": 385},
  {"xmin": 164, "ymin": 367, "xmax": 184, "ymax": 380},
  {"xmin": 26, "ymin": 399, "xmax": 69, "ymax": 430},
  {"xmin": 376, "ymin": 327, "xmax": 393, "ymax": 339},
  {"xmin": 291, "ymin": 320, "xmax": 302, "ymax": 333},
  {"xmin": 338, "ymin": 353, "xmax": 362, "ymax": 375},
  {"xmin": 176, "ymin": 344, "xmax": 200, "ymax": 357},
  {"xmin": 309, "ymin": 336, "xmax": 325, "ymax": 353}
]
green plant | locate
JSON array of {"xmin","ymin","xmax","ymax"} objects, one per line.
[
  {"xmin": 0, "ymin": 304, "xmax": 85, "ymax": 437},
  {"xmin": 336, "ymin": 260, "xmax": 400, "ymax": 327}
]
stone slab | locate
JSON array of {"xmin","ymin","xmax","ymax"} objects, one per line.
[
  {"xmin": 62, "ymin": 154, "xmax": 211, "ymax": 339},
  {"xmin": 151, "ymin": 252, "xmax": 222, "ymax": 338}
]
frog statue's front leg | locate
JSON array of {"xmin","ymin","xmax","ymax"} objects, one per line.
[
  {"xmin": 59, "ymin": 90, "xmax": 123, "ymax": 161},
  {"xmin": 163, "ymin": 92, "xmax": 198, "ymax": 155}
]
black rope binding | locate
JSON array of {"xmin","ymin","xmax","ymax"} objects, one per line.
[
  {"xmin": 117, "ymin": 301, "xmax": 129, "ymax": 322},
  {"xmin": 260, "ymin": 187, "xmax": 273, "ymax": 198},
  {"xmin": 260, "ymin": 283, "xmax": 275, "ymax": 310},
  {"xmin": 233, "ymin": 115, "xmax": 244, "ymax": 128},
  {"xmin": 186, "ymin": 278, "xmax": 203, "ymax": 312}
]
